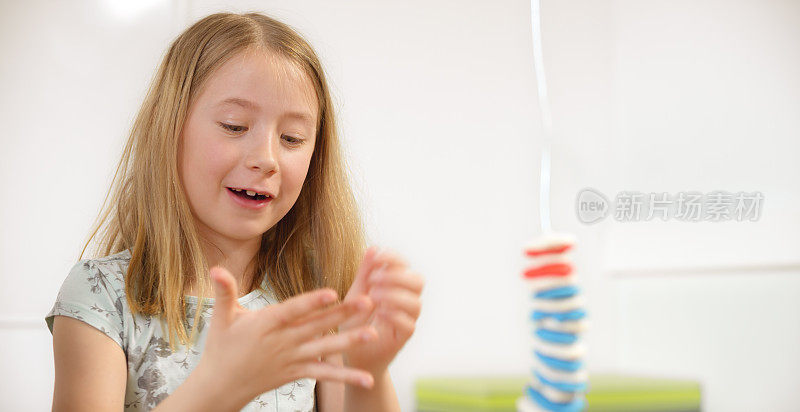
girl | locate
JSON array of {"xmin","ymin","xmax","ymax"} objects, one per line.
[{"xmin": 45, "ymin": 11, "xmax": 423, "ymax": 412}]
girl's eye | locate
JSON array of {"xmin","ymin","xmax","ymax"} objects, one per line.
[
  {"xmin": 219, "ymin": 122, "xmax": 304, "ymax": 145},
  {"xmin": 282, "ymin": 135, "xmax": 304, "ymax": 145},
  {"xmin": 219, "ymin": 122, "xmax": 247, "ymax": 134}
]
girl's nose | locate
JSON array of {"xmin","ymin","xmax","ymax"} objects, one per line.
[{"xmin": 246, "ymin": 134, "xmax": 279, "ymax": 173}]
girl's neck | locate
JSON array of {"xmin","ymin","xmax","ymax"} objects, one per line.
[
  {"xmin": 191, "ymin": 233, "xmax": 262, "ymax": 299},
  {"xmin": 185, "ymin": 267, "xmax": 256, "ymax": 299}
]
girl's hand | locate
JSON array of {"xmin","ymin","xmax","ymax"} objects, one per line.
[
  {"xmin": 196, "ymin": 266, "xmax": 379, "ymax": 406},
  {"xmin": 339, "ymin": 246, "xmax": 424, "ymax": 376}
]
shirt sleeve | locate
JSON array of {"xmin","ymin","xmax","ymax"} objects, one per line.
[{"xmin": 45, "ymin": 258, "xmax": 125, "ymax": 350}]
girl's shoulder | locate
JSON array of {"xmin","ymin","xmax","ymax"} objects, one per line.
[
  {"xmin": 45, "ymin": 249, "xmax": 133, "ymax": 349},
  {"xmin": 76, "ymin": 248, "xmax": 132, "ymax": 298},
  {"xmin": 65, "ymin": 248, "xmax": 132, "ymax": 295},
  {"xmin": 88, "ymin": 248, "xmax": 133, "ymax": 282}
]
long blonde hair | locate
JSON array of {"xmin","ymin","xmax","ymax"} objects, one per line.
[{"xmin": 79, "ymin": 12, "xmax": 367, "ymax": 351}]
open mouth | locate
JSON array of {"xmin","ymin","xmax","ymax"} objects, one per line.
[{"xmin": 227, "ymin": 187, "xmax": 270, "ymax": 201}]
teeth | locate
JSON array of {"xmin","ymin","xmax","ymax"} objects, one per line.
[{"xmin": 230, "ymin": 187, "xmax": 269, "ymax": 198}]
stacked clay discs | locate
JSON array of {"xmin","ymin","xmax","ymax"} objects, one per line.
[{"xmin": 516, "ymin": 233, "xmax": 588, "ymax": 412}]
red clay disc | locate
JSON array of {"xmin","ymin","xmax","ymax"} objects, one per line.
[
  {"xmin": 523, "ymin": 262, "xmax": 573, "ymax": 278},
  {"xmin": 524, "ymin": 244, "xmax": 573, "ymax": 257}
]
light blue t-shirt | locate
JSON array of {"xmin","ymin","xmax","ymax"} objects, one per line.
[{"xmin": 45, "ymin": 248, "xmax": 316, "ymax": 411}]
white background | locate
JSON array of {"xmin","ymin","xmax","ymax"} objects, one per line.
[{"xmin": 1, "ymin": 0, "xmax": 798, "ymax": 411}]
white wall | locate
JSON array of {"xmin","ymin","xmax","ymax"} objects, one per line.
[
  {"xmin": 1, "ymin": 0, "xmax": 798, "ymax": 411},
  {"xmin": 1, "ymin": 0, "xmax": 184, "ymax": 410},
  {"xmin": 541, "ymin": 0, "xmax": 800, "ymax": 411}
]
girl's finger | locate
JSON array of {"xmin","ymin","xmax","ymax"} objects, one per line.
[
  {"xmin": 369, "ymin": 269, "xmax": 424, "ymax": 295},
  {"xmin": 377, "ymin": 307, "xmax": 417, "ymax": 341},
  {"xmin": 370, "ymin": 287, "xmax": 421, "ymax": 320},
  {"xmin": 374, "ymin": 248, "xmax": 410, "ymax": 274},
  {"xmin": 286, "ymin": 297, "xmax": 373, "ymax": 342},
  {"xmin": 345, "ymin": 245, "xmax": 383, "ymax": 299},
  {"xmin": 338, "ymin": 297, "xmax": 375, "ymax": 331},
  {"xmin": 293, "ymin": 326, "xmax": 378, "ymax": 363},
  {"xmin": 209, "ymin": 266, "xmax": 241, "ymax": 328},
  {"xmin": 297, "ymin": 358, "xmax": 375, "ymax": 389},
  {"xmin": 260, "ymin": 288, "xmax": 338, "ymax": 330}
]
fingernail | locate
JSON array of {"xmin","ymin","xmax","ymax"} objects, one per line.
[{"xmin": 360, "ymin": 376, "xmax": 373, "ymax": 388}]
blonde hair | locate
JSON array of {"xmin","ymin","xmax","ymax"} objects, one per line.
[{"xmin": 79, "ymin": 12, "xmax": 367, "ymax": 351}]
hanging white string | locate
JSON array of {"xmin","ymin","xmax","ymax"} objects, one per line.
[{"xmin": 530, "ymin": 0, "xmax": 553, "ymax": 235}]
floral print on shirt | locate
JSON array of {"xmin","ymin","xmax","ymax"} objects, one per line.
[{"xmin": 45, "ymin": 249, "xmax": 316, "ymax": 411}]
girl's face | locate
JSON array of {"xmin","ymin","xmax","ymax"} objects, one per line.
[{"xmin": 178, "ymin": 50, "xmax": 318, "ymax": 247}]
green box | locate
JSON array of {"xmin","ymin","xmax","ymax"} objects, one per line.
[{"xmin": 415, "ymin": 373, "xmax": 702, "ymax": 412}]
